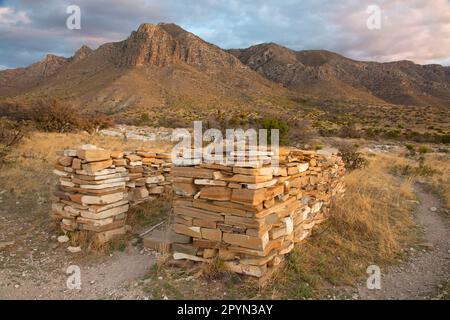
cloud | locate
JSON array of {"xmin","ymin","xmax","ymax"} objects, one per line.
[
  {"xmin": 324, "ymin": 0, "xmax": 450, "ymax": 64},
  {"xmin": 0, "ymin": 6, "xmax": 30, "ymax": 26},
  {"xmin": 0, "ymin": 0, "xmax": 449, "ymax": 69}
]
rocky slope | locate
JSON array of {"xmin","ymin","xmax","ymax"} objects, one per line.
[
  {"xmin": 230, "ymin": 43, "xmax": 450, "ymax": 107},
  {"xmin": 0, "ymin": 23, "xmax": 284, "ymax": 118},
  {"xmin": 1, "ymin": 23, "xmax": 449, "ymax": 119}
]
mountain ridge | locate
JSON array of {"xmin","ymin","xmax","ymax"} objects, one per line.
[
  {"xmin": 229, "ymin": 43, "xmax": 450, "ymax": 107},
  {"xmin": 1, "ymin": 22, "xmax": 449, "ymax": 116}
]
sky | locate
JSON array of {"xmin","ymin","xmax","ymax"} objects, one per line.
[{"xmin": 0, "ymin": 0, "xmax": 449, "ymax": 70}]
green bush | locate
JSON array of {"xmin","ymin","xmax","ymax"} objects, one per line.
[
  {"xmin": 441, "ymin": 135, "xmax": 450, "ymax": 144},
  {"xmin": 260, "ymin": 117, "xmax": 290, "ymax": 145}
]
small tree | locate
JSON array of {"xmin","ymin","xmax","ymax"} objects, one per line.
[{"xmin": 260, "ymin": 117, "xmax": 290, "ymax": 145}]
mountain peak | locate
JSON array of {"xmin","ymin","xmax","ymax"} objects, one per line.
[
  {"xmin": 42, "ymin": 54, "xmax": 65, "ymax": 62},
  {"xmin": 135, "ymin": 22, "xmax": 159, "ymax": 34},
  {"xmin": 112, "ymin": 22, "xmax": 240, "ymax": 69},
  {"xmin": 72, "ymin": 45, "xmax": 93, "ymax": 62}
]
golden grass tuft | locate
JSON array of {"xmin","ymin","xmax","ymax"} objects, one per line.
[{"xmin": 421, "ymin": 153, "xmax": 450, "ymax": 211}]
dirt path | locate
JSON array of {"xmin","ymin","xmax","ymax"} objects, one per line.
[{"xmin": 356, "ymin": 184, "xmax": 450, "ymax": 299}]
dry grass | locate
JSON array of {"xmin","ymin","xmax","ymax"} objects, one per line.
[
  {"xmin": 1, "ymin": 130, "xmax": 441, "ymax": 299},
  {"xmin": 421, "ymin": 153, "xmax": 450, "ymax": 211},
  {"xmin": 0, "ymin": 131, "xmax": 171, "ymax": 196}
]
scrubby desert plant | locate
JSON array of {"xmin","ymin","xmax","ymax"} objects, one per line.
[
  {"xmin": 338, "ymin": 125, "xmax": 361, "ymax": 139},
  {"xmin": 0, "ymin": 119, "xmax": 26, "ymax": 166},
  {"xmin": 334, "ymin": 142, "xmax": 368, "ymax": 171},
  {"xmin": 441, "ymin": 134, "xmax": 450, "ymax": 144},
  {"xmin": 1, "ymin": 99, "xmax": 112, "ymax": 133}
]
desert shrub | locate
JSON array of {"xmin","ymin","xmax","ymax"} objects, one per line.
[
  {"xmin": 287, "ymin": 119, "xmax": 315, "ymax": 146},
  {"xmin": 318, "ymin": 127, "xmax": 338, "ymax": 137},
  {"xmin": 0, "ymin": 119, "xmax": 26, "ymax": 166},
  {"xmin": 334, "ymin": 142, "xmax": 368, "ymax": 171},
  {"xmin": 136, "ymin": 112, "xmax": 152, "ymax": 126},
  {"xmin": 30, "ymin": 100, "xmax": 85, "ymax": 132},
  {"xmin": 405, "ymin": 143, "xmax": 416, "ymax": 156},
  {"xmin": 384, "ymin": 130, "xmax": 401, "ymax": 139},
  {"xmin": 389, "ymin": 164, "xmax": 416, "ymax": 176},
  {"xmin": 203, "ymin": 256, "xmax": 227, "ymax": 279},
  {"xmin": 89, "ymin": 112, "xmax": 114, "ymax": 132},
  {"xmin": 259, "ymin": 117, "xmax": 290, "ymax": 145},
  {"xmin": 390, "ymin": 162, "xmax": 439, "ymax": 177},
  {"xmin": 157, "ymin": 115, "xmax": 190, "ymax": 128},
  {"xmin": 0, "ymin": 99, "xmax": 112, "ymax": 133},
  {"xmin": 441, "ymin": 135, "xmax": 450, "ymax": 144},
  {"xmin": 229, "ymin": 112, "xmax": 251, "ymax": 127},
  {"xmin": 417, "ymin": 145, "xmax": 432, "ymax": 154},
  {"xmin": 313, "ymin": 144, "xmax": 324, "ymax": 150},
  {"xmin": 365, "ymin": 127, "xmax": 376, "ymax": 138},
  {"xmin": 338, "ymin": 125, "xmax": 361, "ymax": 139}
]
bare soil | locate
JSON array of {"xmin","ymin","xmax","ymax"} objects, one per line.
[{"xmin": 0, "ymin": 193, "xmax": 156, "ymax": 300}]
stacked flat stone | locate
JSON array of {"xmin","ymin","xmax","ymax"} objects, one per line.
[
  {"xmin": 125, "ymin": 148, "xmax": 172, "ymax": 204},
  {"xmin": 51, "ymin": 145, "xmax": 129, "ymax": 245},
  {"xmin": 170, "ymin": 148, "xmax": 345, "ymax": 278},
  {"xmin": 51, "ymin": 145, "xmax": 172, "ymax": 246}
]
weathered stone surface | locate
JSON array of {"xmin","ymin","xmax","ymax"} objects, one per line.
[
  {"xmin": 222, "ymin": 232, "xmax": 269, "ymax": 250},
  {"xmin": 199, "ymin": 186, "xmax": 231, "ymax": 201},
  {"xmin": 77, "ymin": 149, "xmax": 111, "ymax": 162},
  {"xmin": 201, "ymin": 228, "xmax": 222, "ymax": 241},
  {"xmin": 231, "ymin": 188, "xmax": 266, "ymax": 206},
  {"xmin": 82, "ymin": 159, "xmax": 113, "ymax": 173},
  {"xmin": 172, "ymin": 224, "xmax": 202, "ymax": 238}
]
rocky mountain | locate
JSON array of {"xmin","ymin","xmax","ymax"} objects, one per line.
[
  {"xmin": 1, "ymin": 23, "xmax": 449, "ymax": 121},
  {"xmin": 229, "ymin": 43, "xmax": 450, "ymax": 107},
  {"xmin": 0, "ymin": 23, "xmax": 285, "ymax": 119},
  {"xmin": 0, "ymin": 54, "xmax": 69, "ymax": 97}
]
